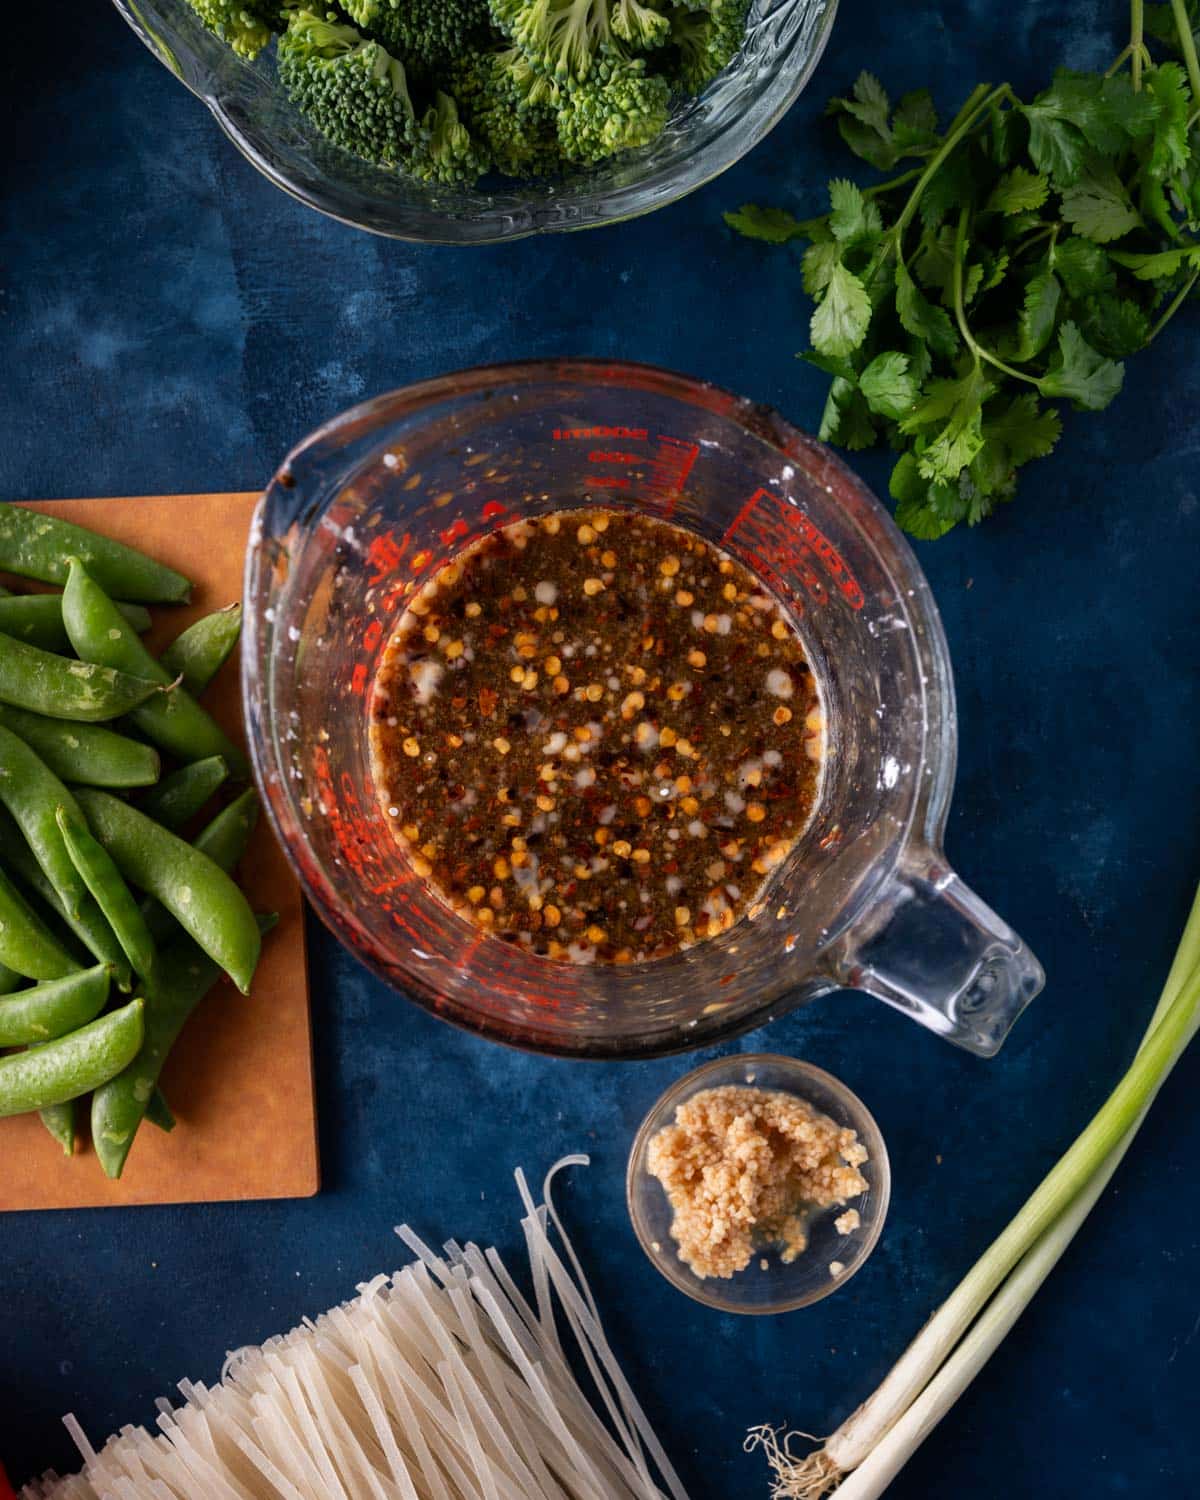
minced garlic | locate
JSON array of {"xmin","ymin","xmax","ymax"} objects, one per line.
[{"xmin": 646, "ymin": 1085, "xmax": 868, "ymax": 1280}]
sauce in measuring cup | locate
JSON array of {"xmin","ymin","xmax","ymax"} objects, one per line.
[{"xmin": 369, "ymin": 508, "xmax": 823, "ymax": 964}]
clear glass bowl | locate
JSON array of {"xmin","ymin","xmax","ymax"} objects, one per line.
[
  {"xmin": 110, "ymin": 0, "xmax": 839, "ymax": 242},
  {"xmin": 626, "ymin": 1053, "xmax": 890, "ymax": 1312}
]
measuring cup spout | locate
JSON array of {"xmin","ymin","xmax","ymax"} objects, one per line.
[{"xmin": 829, "ymin": 850, "xmax": 1044, "ymax": 1056}]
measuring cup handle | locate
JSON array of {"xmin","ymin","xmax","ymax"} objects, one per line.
[{"xmin": 831, "ymin": 851, "xmax": 1045, "ymax": 1056}]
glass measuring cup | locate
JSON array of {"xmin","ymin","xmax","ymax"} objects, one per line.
[{"xmin": 244, "ymin": 360, "xmax": 1044, "ymax": 1060}]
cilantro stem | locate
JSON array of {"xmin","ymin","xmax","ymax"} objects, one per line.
[
  {"xmin": 1011, "ymin": 222, "xmax": 1058, "ymax": 259},
  {"xmin": 863, "ymin": 167, "xmax": 924, "ymax": 200},
  {"xmin": 862, "ymin": 82, "xmax": 1011, "ymax": 298},
  {"xmin": 1106, "ymin": 43, "xmax": 1133, "ymax": 77},
  {"xmin": 1147, "ymin": 266, "xmax": 1200, "ymax": 340},
  {"xmin": 1131, "ymin": 0, "xmax": 1145, "ymax": 91},
  {"xmin": 891, "ymin": 83, "xmax": 1006, "ymax": 244},
  {"xmin": 1170, "ymin": 0, "xmax": 1200, "ymax": 113},
  {"xmin": 951, "ymin": 206, "xmax": 1041, "ymax": 386}
]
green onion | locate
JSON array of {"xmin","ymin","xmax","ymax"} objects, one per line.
[{"xmin": 749, "ymin": 877, "xmax": 1200, "ymax": 1498}]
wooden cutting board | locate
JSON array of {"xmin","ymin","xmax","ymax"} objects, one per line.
[{"xmin": 0, "ymin": 493, "xmax": 318, "ymax": 1211}]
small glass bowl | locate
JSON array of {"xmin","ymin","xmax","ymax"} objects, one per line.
[
  {"xmin": 109, "ymin": 0, "xmax": 839, "ymax": 242},
  {"xmin": 626, "ymin": 1053, "xmax": 890, "ymax": 1313}
]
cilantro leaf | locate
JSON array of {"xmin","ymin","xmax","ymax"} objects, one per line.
[
  {"xmin": 819, "ymin": 377, "xmax": 878, "ymax": 449},
  {"xmin": 901, "ymin": 367, "xmax": 992, "ymax": 481},
  {"xmin": 990, "ymin": 103, "xmax": 1021, "ymax": 167},
  {"xmin": 828, "ymin": 179, "xmax": 883, "ymax": 243},
  {"xmin": 1021, "ymin": 105, "xmax": 1087, "ymax": 185},
  {"xmin": 800, "ymin": 350, "xmax": 860, "ymax": 382},
  {"xmin": 1038, "ymin": 322, "xmax": 1125, "ymax": 409},
  {"xmin": 810, "ymin": 261, "xmax": 872, "ymax": 357},
  {"xmin": 827, "ymin": 72, "xmax": 939, "ymax": 170},
  {"xmin": 890, "ymin": 453, "xmax": 969, "ymax": 539},
  {"xmin": 982, "ymin": 393, "xmax": 1063, "ymax": 467},
  {"xmin": 1014, "ymin": 268, "xmax": 1062, "ymax": 358},
  {"xmin": 986, "ymin": 166, "xmax": 1050, "ymax": 214},
  {"xmin": 859, "ymin": 351, "xmax": 918, "ymax": 419},
  {"xmin": 1059, "ymin": 157, "xmax": 1144, "ymax": 241},
  {"xmin": 1096, "ymin": 73, "xmax": 1161, "ymax": 142},
  {"xmin": 975, "ymin": 248, "xmax": 1010, "ymax": 295},
  {"xmin": 724, "ymin": 205, "xmax": 810, "ymax": 244},
  {"xmin": 1052, "ymin": 236, "xmax": 1117, "ymax": 295},
  {"xmin": 802, "ymin": 239, "xmax": 843, "ymax": 296},
  {"xmin": 893, "ymin": 90, "xmax": 939, "ymax": 149},
  {"xmin": 906, "ymin": 334, "xmax": 934, "ymax": 388},
  {"xmin": 1077, "ymin": 294, "xmax": 1152, "ymax": 357},
  {"xmin": 895, "ymin": 261, "xmax": 959, "ymax": 357},
  {"xmin": 1144, "ymin": 62, "xmax": 1191, "ymax": 178},
  {"xmin": 1110, "ymin": 245, "xmax": 1200, "ymax": 279},
  {"xmin": 912, "ymin": 224, "xmax": 958, "ymax": 302},
  {"xmin": 918, "ymin": 149, "xmax": 976, "ymax": 231},
  {"xmin": 725, "ymin": 42, "xmax": 1199, "ymax": 542}
]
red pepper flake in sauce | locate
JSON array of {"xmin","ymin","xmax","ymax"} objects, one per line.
[{"xmin": 369, "ymin": 510, "xmax": 823, "ymax": 964}]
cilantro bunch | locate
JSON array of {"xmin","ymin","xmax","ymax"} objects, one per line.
[{"xmin": 726, "ymin": 0, "xmax": 1200, "ymax": 538}]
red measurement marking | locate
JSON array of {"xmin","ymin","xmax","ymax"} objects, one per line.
[
  {"xmin": 481, "ymin": 500, "xmax": 507, "ymax": 520},
  {"xmin": 362, "ymin": 620, "xmax": 383, "ymax": 652},
  {"xmin": 724, "ymin": 489, "xmax": 865, "ymax": 611},
  {"xmin": 645, "ymin": 434, "xmax": 699, "ymax": 517},
  {"xmin": 350, "ymin": 662, "xmax": 368, "ymax": 695},
  {"xmin": 365, "ymin": 529, "xmax": 410, "ymax": 584},
  {"xmin": 587, "ymin": 475, "xmax": 631, "ymax": 489},
  {"xmin": 439, "ymin": 517, "xmax": 469, "ymax": 546},
  {"xmin": 553, "ymin": 426, "xmax": 648, "ymax": 441}
]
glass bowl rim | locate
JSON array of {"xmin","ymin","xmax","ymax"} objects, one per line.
[
  {"xmin": 625, "ymin": 1051, "xmax": 891, "ymax": 1312},
  {"xmin": 109, "ymin": 0, "xmax": 841, "ymax": 243}
]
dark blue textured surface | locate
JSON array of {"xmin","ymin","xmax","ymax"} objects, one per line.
[{"xmin": 3, "ymin": 1, "xmax": 1200, "ymax": 1494}]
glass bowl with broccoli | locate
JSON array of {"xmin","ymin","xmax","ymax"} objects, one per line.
[{"xmin": 111, "ymin": 0, "xmax": 838, "ymax": 241}]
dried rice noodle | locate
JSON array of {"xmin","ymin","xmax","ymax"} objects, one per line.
[{"xmin": 21, "ymin": 1158, "xmax": 687, "ymax": 1500}]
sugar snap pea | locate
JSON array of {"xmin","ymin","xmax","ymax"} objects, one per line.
[
  {"xmin": 0, "ymin": 595, "xmax": 153, "ymax": 654},
  {"xmin": 39, "ymin": 1098, "xmax": 76, "ymax": 1154},
  {"xmin": 0, "ymin": 724, "xmax": 93, "ymax": 916},
  {"xmin": 73, "ymin": 789, "xmax": 261, "ymax": 993},
  {"xmin": 144, "ymin": 1088, "xmax": 175, "ymax": 1133},
  {"xmin": 0, "ymin": 595, "xmax": 72, "ymax": 652},
  {"xmin": 0, "ymin": 959, "xmax": 21, "ymax": 995},
  {"xmin": 0, "ymin": 702, "xmax": 160, "ymax": 788},
  {"xmin": 0, "ymin": 861, "xmax": 78, "ymax": 981},
  {"xmin": 0, "ymin": 963, "xmax": 112, "ymax": 1046},
  {"xmin": 0, "ymin": 634, "xmax": 163, "ymax": 722},
  {"xmin": 92, "ymin": 915, "xmax": 276, "ymax": 1178},
  {"xmin": 57, "ymin": 806, "xmax": 158, "ymax": 989},
  {"xmin": 0, "ymin": 997, "xmax": 144, "ymax": 1118},
  {"xmin": 160, "ymin": 604, "xmax": 242, "ymax": 694},
  {"xmin": 138, "ymin": 755, "xmax": 228, "ymax": 830},
  {"xmin": 0, "ymin": 504, "xmax": 191, "ymax": 603},
  {"xmin": 0, "ymin": 805, "xmax": 132, "ymax": 990},
  {"xmin": 141, "ymin": 787, "xmax": 260, "ymax": 943},
  {"xmin": 62, "ymin": 561, "xmax": 247, "ymax": 775}
]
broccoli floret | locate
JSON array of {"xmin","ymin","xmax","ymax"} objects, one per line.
[
  {"xmin": 408, "ymin": 90, "xmax": 493, "ymax": 182},
  {"xmin": 277, "ymin": 11, "xmax": 421, "ymax": 166},
  {"xmin": 449, "ymin": 47, "xmax": 562, "ymax": 175},
  {"xmin": 665, "ymin": 0, "xmax": 747, "ymax": 94},
  {"xmin": 554, "ymin": 51, "xmax": 670, "ymax": 161},
  {"xmin": 184, "ymin": 0, "xmax": 285, "ymax": 58},
  {"xmin": 490, "ymin": 0, "xmax": 671, "ymax": 82},
  {"xmin": 339, "ymin": 0, "xmax": 492, "ymax": 71}
]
